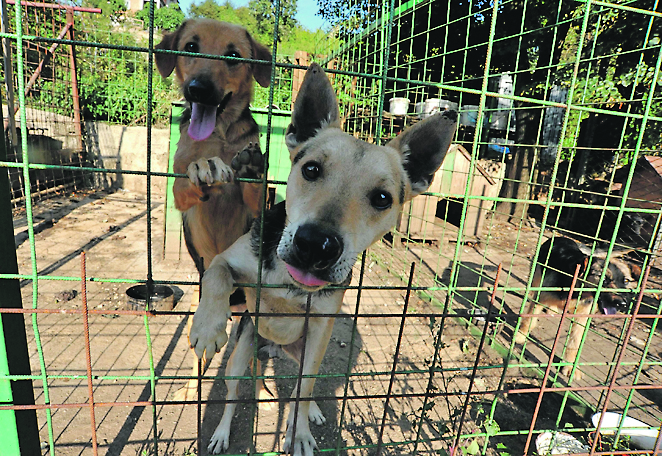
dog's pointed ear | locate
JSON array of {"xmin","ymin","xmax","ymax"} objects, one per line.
[
  {"xmin": 388, "ymin": 110, "xmax": 457, "ymax": 198},
  {"xmin": 581, "ymin": 256, "xmax": 590, "ymax": 275},
  {"xmin": 155, "ymin": 22, "xmax": 186, "ymax": 78},
  {"xmin": 629, "ymin": 263, "xmax": 642, "ymax": 280},
  {"xmin": 248, "ymin": 33, "xmax": 272, "ymax": 88},
  {"xmin": 286, "ymin": 63, "xmax": 340, "ymax": 151}
]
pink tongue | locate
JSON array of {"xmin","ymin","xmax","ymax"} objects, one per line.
[
  {"xmin": 188, "ymin": 103, "xmax": 218, "ymax": 141},
  {"xmin": 286, "ymin": 264, "xmax": 328, "ymax": 287}
]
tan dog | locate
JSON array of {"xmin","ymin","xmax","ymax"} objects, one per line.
[
  {"xmin": 515, "ymin": 237, "xmax": 640, "ymax": 380},
  {"xmin": 189, "ymin": 64, "xmax": 457, "ymax": 455},
  {"xmin": 155, "ymin": 18, "xmax": 271, "ymax": 401}
]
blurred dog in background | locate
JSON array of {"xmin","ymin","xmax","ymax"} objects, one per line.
[{"xmin": 515, "ymin": 237, "xmax": 640, "ymax": 380}]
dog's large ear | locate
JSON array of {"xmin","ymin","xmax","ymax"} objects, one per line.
[
  {"xmin": 388, "ymin": 110, "xmax": 457, "ymax": 197},
  {"xmin": 248, "ymin": 33, "xmax": 272, "ymax": 88},
  {"xmin": 629, "ymin": 262, "xmax": 642, "ymax": 280},
  {"xmin": 155, "ymin": 22, "xmax": 186, "ymax": 78},
  {"xmin": 286, "ymin": 63, "xmax": 340, "ymax": 151}
]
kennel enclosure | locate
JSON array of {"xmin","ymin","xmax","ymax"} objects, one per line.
[{"xmin": 1, "ymin": 0, "xmax": 662, "ymax": 455}]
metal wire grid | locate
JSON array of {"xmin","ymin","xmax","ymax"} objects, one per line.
[
  {"xmin": 316, "ymin": 0, "xmax": 662, "ymax": 453},
  {"xmin": 1, "ymin": 1, "xmax": 91, "ymax": 206},
  {"xmin": 0, "ymin": 0, "xmax": 660, "ymax": 455}
]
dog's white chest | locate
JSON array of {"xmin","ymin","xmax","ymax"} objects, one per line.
[{"xmin": 244, "ymin": 290, "xmax": 309, "ymax": 345}]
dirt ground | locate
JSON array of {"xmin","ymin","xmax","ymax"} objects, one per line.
[{"xmin": 10, "ymin": 189, "xmax": 662, "ymax": 456}]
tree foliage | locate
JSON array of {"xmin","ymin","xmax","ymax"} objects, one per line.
[
  {"xmin": 188, "ymin": 0, "xmax": 256, "ymax": 28},
  {"xmin": 83, "ymin": 0, "xmax": 126, "ymax": 23},
  {"xmin": 248, "ymin": 0, "xmax": 298, "ymax": 42},
  {"xmin": 316, "ymin": 0, "xmax": 380, "ymax": 38},
  {"xmin": 136, "ymin": 3, "xmax": 185, "ymax": 31}
]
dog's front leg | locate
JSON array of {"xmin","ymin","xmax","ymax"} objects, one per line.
[
  {"xmin": 561, "ymin": 314, "xmax": 589, "ymax": 381},
  {"xmin": 173, "ymin": 156, "xmax": 236, "ymax": 211},
  {"xmin": 232, "ymin": 142, "xmax": 265, "ymax": 215},
  {"xmin": 189, "ymin": 254, "xmax": 234, "ymax": 367},
  {"xmin": 515, "ymin": 300, "xmax": 541, "ymax": 345},
  {"xmin": 283, "ymin": 317, "xmax": 334, "ymax": 456}
]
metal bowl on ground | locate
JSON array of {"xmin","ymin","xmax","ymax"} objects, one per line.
[{"xmin": 126, "ymin": 284, "xmax": 174, "ymax": 311}]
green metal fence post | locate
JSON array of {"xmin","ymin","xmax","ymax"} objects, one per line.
[{"xmin": 0, "ymin": 96, "xmax": 40, "ymax": 455}]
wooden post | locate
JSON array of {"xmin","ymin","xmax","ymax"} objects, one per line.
[{"xmin": 291, "ymin": 51, "xmax": 309, "ymax": 108}]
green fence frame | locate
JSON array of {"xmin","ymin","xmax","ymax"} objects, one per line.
[{"xmin": 0, "ymin": 0, "xmax": 661, "ymax": 455}]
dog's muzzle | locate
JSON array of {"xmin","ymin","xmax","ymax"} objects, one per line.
[
  {"xmin": 184, "ymin": 77, "xmax": 232, "ymax": 141},
  {"xmin": 292, "ymin": 224, "xmax": 343, "ymax": 271},
  {"xmin": 185, "ymin": 77, "xmax": 217, "ymax": 103},
  {"xmin": 284, "ymin": 224, "xmax": 343, "ymax": 289},
  {"xmin": 598, "ymin": 293, "xmax": 628, "ymax": 315}
]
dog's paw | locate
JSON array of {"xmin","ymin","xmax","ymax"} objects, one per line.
[
  {"xmin": 172, "ymin": 381, "xmax": 198, "ymax": 402},
  {"xmin": 208, "ymin": 424, "xmax": 231, "ymax": 454},
  {"xmin": 189, "ymin": 304, "xmax": 231, "ymax": 366},
  {"xmin": 560, "ymin": 365, "xmax": 582, "ymax": 381},
  {"xmin": 231, "ymin": 142, "xmax": 264, "ymax": 179},
  {"xmin": 283, "ymin": 424, "xmax": 317, "ymax": 456},
  {"xmin": 187, "ymin": 156, "xmax": 234, "ymax": 189},
  {"xmin": 514, "ymin": 331, "xmax": 527, "ymax": 345},
  {"xmin": 308, "ymin": 401, "xmax": 326, "ymax": 425}
]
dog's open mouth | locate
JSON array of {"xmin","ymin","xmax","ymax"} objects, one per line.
[
  {"xmin": 285, "ymin": 263, "xmax": 329, "ymax": 289},
  {"xmin": 602, "ymin": 306, "xmax": 617, "ymax": 315},
  {"xmin": 187, "ymin": 92, "xmax": 233, "ymax": 141}
]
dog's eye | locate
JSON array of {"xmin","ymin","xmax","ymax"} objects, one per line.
[
  {"xmin": 184, "ymin": 42, "xmax": 199, "ymax": 53},
  {"xmin": 225, "ymin": 50, "xmax": 241, "ymax": 65},
  {"xmin": 302, "ymin": 161, "xmax": 321, "ymax": 181},
  {"xmin": 370, "ymin": 191, "xmax": 393, "ymax": 210}
]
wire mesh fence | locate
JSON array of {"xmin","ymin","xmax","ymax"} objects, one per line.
[{"xmin": 0, "ymin": 0, "xmax": 661, "ymax": 456}]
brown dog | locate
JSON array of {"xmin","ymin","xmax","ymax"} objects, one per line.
[
  {"xmin": 155, "ymin": 18, "xmax": 272, "ymax": 400},
  {"xmin": 515, "ymin": 237, "xmax": 640, "ymax": 381}
]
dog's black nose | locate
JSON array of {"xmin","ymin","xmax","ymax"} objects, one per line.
[
  {"xmin": 186, "ymin": 78, "xmax": 213, "ymax": 103},
  {"xmin": 293, "ymin": 224, "xmax": 343, "ymax": 271}
]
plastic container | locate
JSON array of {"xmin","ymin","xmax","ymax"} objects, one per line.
[
  {"xmin": 490, "ymin": 111, "xmax": 513, "ymax": 130},
  {"xmin": 414, "ymin": 101, "xmax": 425, "ymax": 118},
  {"xmin": 421, "ymin": 98, "xmax": 458, "ymax": 118},
  {"xmin": 459, "ymin": 104, "xmax": 480, "ymax": 127},
  {"xmin": 388, "ymin": 97, "xmax": 410, "ymax": 116},
  {"xmin": 126, "ymin": 284, "xmax": 174, "ymax": 311},
  {"xmin": 592, "ymin": 412, "xmax": 661, "ymax": 450}
]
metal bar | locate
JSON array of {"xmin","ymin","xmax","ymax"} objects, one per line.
[
  {"xmin": 289, "ymin": 293, "xmax": 313, "ymax": 455},
  {"xmin": 12, "ymin": 0, "xmax": 55, "ymax": 451},
  {"xmin": 0, "ymin": 380, "xmax": 655, "ymax": 411},
  {"xmin": 80, "ymin": 252, "xmax": 99, "ymax": 456},
  {"xmin": 523, "ymin": 263, "xmax": 582, "ymax": 454},
  {"xmin": 333, "ymin": 251, "xmax": 366, "ymax": 455},
  {"xmin": 451, "ymin": 264, "xmax": 502, "ymax": 453},
  {"xmin": 196, "ymin": 261, "xmax": 203, "ymax": 456},
  {"xmin": 249, "ymin": 1, "xmax": 281, "ymax": 453},
  {"xmin": 0, "ymin": 82, "xmax": 39, "ymax": 456},
  {"xmin": 144, "ymin": 3, "xmax": 159, "ymax": 452},
  {"xmin": 579, "ymin": 0, "xmax": 662, "ymax": 17},
  {"xmin": 375, "ymin": 262, "xmax": 416, "ymax": 455},
  {"xmin": 590, "ymin": 265, "xmax": 651, "ymax": 455}
]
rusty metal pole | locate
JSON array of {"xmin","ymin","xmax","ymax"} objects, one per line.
[{"xmin": 66, "ymin": 8, "xmax": 83, "ymax": 153}]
